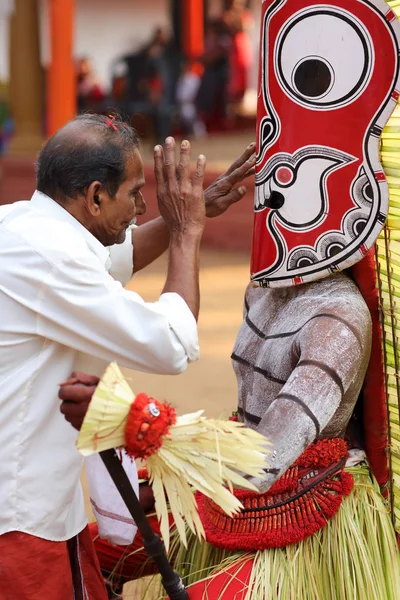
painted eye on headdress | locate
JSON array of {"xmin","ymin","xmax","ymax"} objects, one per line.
[{"xmin": 275, "ymin": 8, "xmax": 372, "ymax": 109}]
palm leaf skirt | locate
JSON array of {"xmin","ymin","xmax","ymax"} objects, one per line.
[
  {"xmin": 134, "ymin": 465, "xmax": 399, "ymax": 600},
  {"xmin": 377, "ymin": 0, "xmax": 400, "ymax": 537}
]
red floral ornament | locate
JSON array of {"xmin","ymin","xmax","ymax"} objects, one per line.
[{"xmin": 124, "ymin": 393, "xmax": 177, "ymax": 460}]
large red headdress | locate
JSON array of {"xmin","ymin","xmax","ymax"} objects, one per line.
[{"xmin": 251, "ymin": 0, "xmax": 400, "ymax": 287}]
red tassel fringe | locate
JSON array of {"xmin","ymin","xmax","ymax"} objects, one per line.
[
  {"xmin": 197, "ymin": 439, "xmax": 354, "ymax": 551},
  {"xmin": 295, "ymin": 438, "xmax": 349, "ymax": 468},
  {"xmin": 137, "ymin": 466, "xmax": 149, "ymax": 480},
  {"xmin": 198, "ymin": 472, "xmax": 354, "ymax": 550}
]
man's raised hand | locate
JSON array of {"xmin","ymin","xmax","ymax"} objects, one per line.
[
  {"xmin": 154, "ymin": 137, "xmax": 206, "ymax": 235},
  {"xmin": 205, "ymin": 142, "xmax": 256, "ymax": 218}
]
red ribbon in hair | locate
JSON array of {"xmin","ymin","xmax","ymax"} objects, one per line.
[{"xmin": 105, "ymin": 115, "xmax": 118, "ymax": 131}]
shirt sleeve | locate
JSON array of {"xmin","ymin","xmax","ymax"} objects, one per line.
[{"xmin": 8, "ymin": 245, "xmax": 199, "ymax": 375}]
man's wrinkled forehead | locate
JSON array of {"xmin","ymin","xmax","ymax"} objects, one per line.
[{"xmin": 123, "ymin": 149, "xmax": 145, "ymax": 189}]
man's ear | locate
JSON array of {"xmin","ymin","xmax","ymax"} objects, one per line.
[{"xmin": 85, "ymin": 181, "xmax": 103, "ymax": 216}]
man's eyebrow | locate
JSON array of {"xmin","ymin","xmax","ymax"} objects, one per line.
[{"xmin": 130, "ymin": 181, "xmax": 145, "ymax": 193}]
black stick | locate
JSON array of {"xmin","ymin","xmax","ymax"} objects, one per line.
[{"xmin": 100, "ymin": 448, "xmax": 189, "ymax": 600}]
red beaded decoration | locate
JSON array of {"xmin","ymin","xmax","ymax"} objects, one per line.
[{"xmin": 197, "ymin": 438, "xmax": 353, "ymax": 550}]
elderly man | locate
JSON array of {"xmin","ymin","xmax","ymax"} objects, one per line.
[{"xmin": 0, "ymin": 113, "xmax": 255, "ymax": 600}]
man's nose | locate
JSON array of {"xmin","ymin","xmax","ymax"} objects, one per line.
[{"xmin": 136, "ymin": 192, "xmax": 146, "ymax": 216}]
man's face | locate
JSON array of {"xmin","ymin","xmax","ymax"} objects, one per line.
[{"xmin": 93, "ymin": 149, "xmax": 146, "ymax": 246}]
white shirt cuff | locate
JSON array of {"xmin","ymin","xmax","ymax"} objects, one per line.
[{"xmin": 158, "ymin": 292, "xmax": 200, "ymax": 363}]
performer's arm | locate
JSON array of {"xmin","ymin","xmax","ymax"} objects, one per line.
[{"xmin": 249, "ymin": 310, "xmax": 371, "ymax": 493}]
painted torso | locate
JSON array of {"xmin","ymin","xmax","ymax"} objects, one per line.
[{"xmin": 232, "ymin": 272, "xmax": 371, "ymax": 491}]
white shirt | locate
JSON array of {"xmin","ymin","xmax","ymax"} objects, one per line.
[{"xmin": 0, "ymin": 191, "xmax": 199, "ymax": 541}]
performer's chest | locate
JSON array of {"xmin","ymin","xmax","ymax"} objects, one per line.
[{"xmin": 232, "ymin": 289, "xmax": 323, "ymax": 413}]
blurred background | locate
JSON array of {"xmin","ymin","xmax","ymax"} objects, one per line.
[{"xmin": 0, "ymin": 0, "xmax": 260, "ymax": 251}]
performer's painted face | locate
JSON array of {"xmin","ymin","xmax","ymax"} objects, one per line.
[{"xmin": 251, "ymin": 0, "xmax": 400, "ymax": 287}]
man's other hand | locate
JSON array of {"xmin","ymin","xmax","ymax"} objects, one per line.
[
  {"xmin": 205, "ymin": 142, "xmax": 256, "ymax": 218},
  {"xmin": 58, "ymin": 371, "xmax": 99, "ymax": 430}
]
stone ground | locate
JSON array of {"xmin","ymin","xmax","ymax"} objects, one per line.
[{"xmin": 82, "ymin": 247, "xmax": 252, "ymax": 598}]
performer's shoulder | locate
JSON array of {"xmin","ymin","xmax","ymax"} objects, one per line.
[{"xmin": 307, "ymin": 273, "xmax": 372, "ymax": 339}]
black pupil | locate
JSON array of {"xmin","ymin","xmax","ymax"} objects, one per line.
[
  {"xmin": 294, "ymin": 59, "xmax": 331, "ymax": 98},
  {"xmin": 268, "ymin": 191, "xmax": 285, "ymax": 210}
]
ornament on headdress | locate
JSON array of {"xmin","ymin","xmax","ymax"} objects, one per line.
[{"xmin": 77, "ymin": 362, "xmax": 269, "ymax": 549}]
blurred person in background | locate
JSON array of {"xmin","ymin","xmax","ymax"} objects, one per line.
[
  {"xmin": 113, "ymin": 27, "xmax": 177, "ymax": 145},
  {"xmin": 0, "ymin": 84, "xmax": 13, "ymax": 155},
  {"xmin": 223, "ymin": 0, "xmax": 254, "ymax": 106},
  {"xmin": 176, "ymin": 60, "xmax": 206, "ymax": 138},
  {"xmin": 77, "ymin": 57, "xmax": 106, "ymax": 113},
  {"xmin": 196, "ymin": 19, "xmax": 231, "ymax": 132}
]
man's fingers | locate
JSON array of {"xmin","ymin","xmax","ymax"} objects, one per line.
[
  {"xmin": 224, "ymin": 186, "xmax": 247, "ymax": 206},
  {"xmin": 154, "ymin": 145, "xmax": 166, "ymax": 196},
  {"xmin": 59, "ymin": 401, "xmax": 89, "ymax": 431},
  {"xmin": 60, "ymin": 401, "xmax": 89, "ymax": 417},
  {"xmin": 242, "ymin": 166, "xmax": 256, "ymax": 180},
  {"xmin": 164, "ymin": 137, "xmax": 177, "ymax": 185},
  {"xmin": 192, "ymin": 154, "xmax": 206, "ymax": 192},
  {"xmin": 177, "ymin": 140, "xmax": 191, "ymax": 186},
  {"xmin": 59, "ymin": 372, "xmax": 100, "ymax": 387},
  {"xmin": 224, "ymin": 142, "xmax": 256, "ymax": 176},
  {"xmin": 227, "ymin": 155, "xmax": 257, "ymax": 186},
  {"xmin": 58, "ymin": 383, "xmax": 97, "ymax": 403},
  {"xmin": 153, "ymin": 145, "xmax": 165, "ymax": 182}
]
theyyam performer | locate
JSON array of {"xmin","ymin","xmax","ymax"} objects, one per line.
[{"xmin": 59, "ymin": 0, "xmax": 400, "ymax": 598}]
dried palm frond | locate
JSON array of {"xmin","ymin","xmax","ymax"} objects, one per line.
[
  {"xmin": 146, "ymin": 466, "xmax": 400, "ymax": 600},
  {"xmin": 377, "ymin": 4, "xmax": 400, "ymax": 534},
  {"xmin": 77, "ymin": 362, "xmax": 268, "ymax": 550}
]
